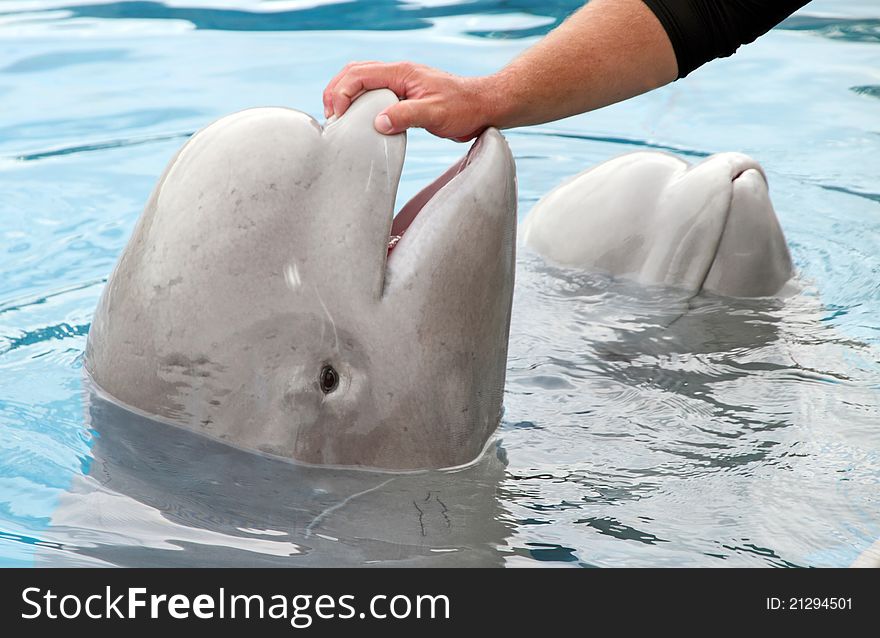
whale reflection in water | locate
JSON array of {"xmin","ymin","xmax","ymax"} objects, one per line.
[{"xmin": 38, "ymin": 385, "xmax": 511, "ymax": 567}]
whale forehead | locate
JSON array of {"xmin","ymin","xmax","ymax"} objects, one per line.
[{"xmin": 145, "ymin": 96, "xmax": 404, "ymax": 308}]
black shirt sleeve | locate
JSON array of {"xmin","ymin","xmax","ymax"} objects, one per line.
[{"xmin": 640, "ymin": 0, "xmax": 811, "ymax": 78}]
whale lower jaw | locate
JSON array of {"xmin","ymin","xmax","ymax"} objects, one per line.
[
  {"xmin": 386, "ymin": 130, "xmax": 488, "ymax": 258},
  {"xmin": 701, "ymin": 165, "xmax": 794, "ymax": 297}
]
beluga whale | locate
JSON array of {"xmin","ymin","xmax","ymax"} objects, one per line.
[
  {"xmin": 522, "ymin": 151, "xmax": 794, "ymax": 297},
  {"xmin": 85, "ymin": 89, "xmax": 517, "ymax": 471}
]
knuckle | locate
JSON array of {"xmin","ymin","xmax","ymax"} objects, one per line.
[
  {"xmin": 396, "ymin": 61, "xmax": 417, "ymax": 76},
  {"xmin": 345, "ymin": 66, "xmax": 368, "ymax": 81},
  {"xmin": 428, "ymin": 101, "xmax": 449, "ymax": 123},
  {"xmin": 340, "ymin": 85, "xmax": 360, "ymax": 99}
]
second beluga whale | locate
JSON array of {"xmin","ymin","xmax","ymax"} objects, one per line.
[{"xmin": 522, "ymin": 151, "xmax": 794, "ymax": 297}]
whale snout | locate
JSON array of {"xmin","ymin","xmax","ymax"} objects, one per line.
[
  {"xmin": 522, "ymin": 150, "xmax": 793, "ymax": 297},
  {"xmin": 705, "ymin": 151, "xmax": 767, "ymax": 185},
  {"xmin": 702, "ymin": 164, "xmax": 793, "ymax": 297}
]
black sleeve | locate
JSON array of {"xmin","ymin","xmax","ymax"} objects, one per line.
[{"xmin": 640, "ymin": 0, "xmax": 811, "ymax": 78}]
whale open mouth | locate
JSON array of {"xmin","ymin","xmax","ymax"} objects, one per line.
[
  {"xmin": 386, "ymin": 134, "xmax": 487, "ymax": 255},
  {"xmin": 318, "ymin": 88, "xmax": 514, "ymax": 304}
]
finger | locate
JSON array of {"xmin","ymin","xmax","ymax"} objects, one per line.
[
  {"xmin": 323, "ymin": 61, "xmax": 378, "ymax": 117},
  {"xmin": 374, "ymin": 99, "xmax": 438, "ymax": 135},
  {"xmin": 329, "ymin": 63, "xmax": 415, "ymax": 118}
]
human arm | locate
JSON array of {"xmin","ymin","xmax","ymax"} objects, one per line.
[
  {"xmin": 323, "ymin": 0, "xmax": 809, "ymax": 140},
  {"xmin": 323, "ymin": 0, "xmax": 676, "ymax": 140}
]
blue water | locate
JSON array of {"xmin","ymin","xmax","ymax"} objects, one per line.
[{"xmin": 1, "ymin": 0, "xmax": 878, "ymax": 567}]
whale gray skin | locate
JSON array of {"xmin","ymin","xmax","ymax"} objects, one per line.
[
  {"xmin": 522, "ymin": 152, "xmax": 794, "ymax": 297},
  {"xmin": 84, "ymin": 89, "xmax": 517, "ymax": 471}
]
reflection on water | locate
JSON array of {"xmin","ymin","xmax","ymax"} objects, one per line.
[
  {"xmin": 780, "ymin": 15, "xmax": 880, "ymax": 43},
  {"xmin": 5, "ymin": 1, "xmax": 879, "ymax": 42},
  {"xmin": 9, "ymin": 0, "xmax": 581, "ymax": 36},
  {"xmin": 1, "ymin": 0, "xmax": 878, "ymax": 566},
  {"xmin": 39, "ymin": 388, "xmax": 510, "ymax": 567},
  {"xmin": 503, "ymin": 257, "xmax": 879, "ymax": 566}
]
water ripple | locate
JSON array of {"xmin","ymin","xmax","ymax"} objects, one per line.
[
  {"xmin": 780, "ymin": 15, "xmax": 880, "ymax": 43},
  {"xmin": 508, "ymin": 128, "xmax": 712, "ymax": 159},
  {"xmin": 10, "ymin": 131, "xmax": 193, "ymax": 162},
  {"xmin": 0, "ymin": 322, "xmax": 90, "ymax": 355},
  {"xmin": 1, "ymin": 0, "xmax": 878, "ymax": 568}
]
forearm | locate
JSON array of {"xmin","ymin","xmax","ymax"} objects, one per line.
[
  {"xmin": 322, "ymin": 0, "xmax": 808, "ymax": 139},
  {"xmin": 484, "ymin": 0, "xmax": 678, "ymax": 129}
]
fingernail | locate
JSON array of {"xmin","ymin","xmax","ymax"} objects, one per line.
[
  {"xmin": 324, "ymin": 106, "xmax": 331, "ymax": 118},
  {"xmin": 375, "ymin": 114, "xmax": 392, "ymax": 134}
]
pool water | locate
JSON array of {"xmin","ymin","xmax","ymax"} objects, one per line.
[{"xmin": 1, "ymin": 0, "xmax": 878, "ymax": 567}]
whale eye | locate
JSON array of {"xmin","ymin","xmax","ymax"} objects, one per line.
[{"xmin": 319, "ymin": 364, "xmax": 339, "ymax": 394}]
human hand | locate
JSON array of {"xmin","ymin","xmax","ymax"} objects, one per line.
[{"xmin": 322, "ymin": 61, "xmax": 501, "ymax": 142}]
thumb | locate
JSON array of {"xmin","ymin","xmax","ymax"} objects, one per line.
[{"xmin": 374, "ymin": 100, "xmax": 433, "ymax": 135}]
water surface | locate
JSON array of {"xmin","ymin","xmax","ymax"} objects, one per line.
[{"xmin": 1, "ymin": 0, "xmax": 878, "ymax": 567}]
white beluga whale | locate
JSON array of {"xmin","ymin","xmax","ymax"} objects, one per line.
[
  {"xmin": 85, "ymin": 89, "xmax": 517, "ymax": 471},
  {"xmin": 522, "ymin": 151, "xmax": 794, "ymax": 297}
]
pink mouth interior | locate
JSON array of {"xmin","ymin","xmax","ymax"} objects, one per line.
[{"xmin": 386, "ymin": 138, "xmax": 481, "ymax": 254}]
